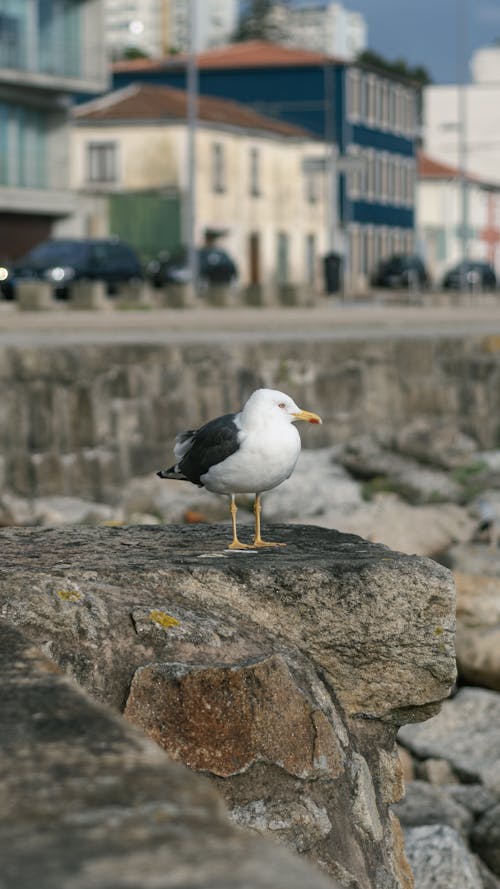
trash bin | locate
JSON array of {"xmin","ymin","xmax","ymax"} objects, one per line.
[{"xmin": 323, "ymin": 252, "xmax": 342, "ymax": 294}]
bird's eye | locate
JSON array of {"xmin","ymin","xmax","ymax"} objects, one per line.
[{"xmin": 278, "ymin": 402, "xmax": 286, "ymax": 409}]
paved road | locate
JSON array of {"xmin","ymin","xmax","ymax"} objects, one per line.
[{"xmin": 2, "ymin": 299, "xmax": 500, "ymax": 346}]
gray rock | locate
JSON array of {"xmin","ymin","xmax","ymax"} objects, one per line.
[
  {"xmin": 399, "ymin": 687, "xmax": 500, "ymax": 792},
  {"xmin": 263, "ymin": 449, "xmax": 362, "ymax": 519},
  {"xmin": 404, "ymin": 824, "xmax": 483, "ymax": 889},
  {"xmin": 0, "ymin": 620, "xmax": 339, "ymax": 889},
  {"xmin": 393, "ymin": 781, "xmax": 472, "ymax": 835},
  {"xmin": 395, "ymin": 418, "xmax": 478, "ymax": 469},
  {"xmin": 472, "ymin": 803, "xmax": 500, "ymax": 877},
  {"xmin": 0, "ymin": 523, "xmax": 456, "ymax": 888},
  {"xmin": 337, "ymin": 436, "xmax": 463, "ymax": 504}
]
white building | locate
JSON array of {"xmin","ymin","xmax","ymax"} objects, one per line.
[
  {"xmin": 424, "ymin": 45, "xmax": 500, "ymax": 188},
  {"xmin": 417, "ymin": 152, "xmax": 500, "ymax": 283},
  {"xmin": 280, "ymin": 2, "xmax": 367, "ymax": 60},
  {"xmin": 104, "ymin": 0, "xmax": 239, "ymax": 58}
]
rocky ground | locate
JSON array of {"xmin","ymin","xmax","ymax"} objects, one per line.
[{"xmin": 2, "ymin": 416, "xmax": 500, "ymax": 888}]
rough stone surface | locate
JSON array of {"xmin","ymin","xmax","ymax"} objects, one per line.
[
  {"xmin": 392, "ymin": 781, "xmax": 473, "ymax": 835},
  {"xmin": 398, "ymin": 687, "xmax": 500, "ymax": 792},
  {"xmin": 404, "ymin": 824, "xmax": 484, "ymax": 889},
  {"xmin": 472, "ymin": 804, "xmax": 500, "ymax": 877},
  {"xmin": 0, "ymin": 523, "xmax": 456, "ymax": 887},
  {"xmin": 0, "ymin": 620, "xmax": 338, "ymax": 889},
  {"xmin": 454, "ymin": 571, "xmax": 500, "ymax": 691}
]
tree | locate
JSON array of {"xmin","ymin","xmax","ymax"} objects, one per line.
[
  {"xmin": 233, "ymin": 0, "xmax": 289, "ymax": 43},
  {"xmin": 357, "ymin": 49, "xmax": 432, "ymax": 86}
]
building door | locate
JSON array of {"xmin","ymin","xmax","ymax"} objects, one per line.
[{"xmin": 249, "ymin": 232, "xmax": 260, "ymax": 285}]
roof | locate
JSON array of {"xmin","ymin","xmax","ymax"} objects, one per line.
[
  {"xmin": 418, "ymin": 151, "xmax": 500, "ymax": 190},
  {"xmin": 112, "ymin": 40, "xmax": 341, "ymax": 74},
  {"xmin": 74, "ymin": 83, "xmax": 314, "ymax": 139},
  {"xmin": 418, "ymin": 152, "xmax": 464, "ymax": 179}
]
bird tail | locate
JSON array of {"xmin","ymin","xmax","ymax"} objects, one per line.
[{"xmin": 156, "ymin": 465, "xmax": 189, "ymax": 481}]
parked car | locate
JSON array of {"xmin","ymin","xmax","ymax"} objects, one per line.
[
  {"xmin": 146, "ymin": 247, "xmax": 238, "ymax": 288},
  {"xmin": 0, "ymin": 238, "xmax": 143, "ymax": 299},
  {"xmin": 371, "ymin": 254, "xmax": 430, "ymax": 289},
  {"xmin": 441, "ymin": 260, "xmax": 497, "ymax": 291}
]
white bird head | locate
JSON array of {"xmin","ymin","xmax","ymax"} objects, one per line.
[{"xmin": 241, "ymin": 388, "xmax": 322, "ymax": 425}]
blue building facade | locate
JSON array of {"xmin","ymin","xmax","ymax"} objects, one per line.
[{"xmin": 112, "ymin": 46, "xmax": 419, "ymax": 290}]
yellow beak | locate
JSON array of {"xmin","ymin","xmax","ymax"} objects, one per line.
[{"xmin": 293, "ymin": 409, "xmax": 322, "ymax": 425}]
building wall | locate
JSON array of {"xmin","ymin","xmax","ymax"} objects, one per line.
[
  {"xmin": 104, "ymin": 0, "xmax": 239, "ymax": 57},
  {"xmin": 417, "ymin": 178, "xmax": 500, "ymax": 282},
  {"xmin": 70, "ymin": 119, "xmax": 329, "ymax": 286},
  {"xmin": 424, "ymin": 83, "xmax": 500, "ymax": 188},
  {"xmin": 0, "ymin": 0, "xmax": 107, "ymax": 260},
  {"xmin": 282, "ymin": 2, "xmax": 367, "ymax": 60}
]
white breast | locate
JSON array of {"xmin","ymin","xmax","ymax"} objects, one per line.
[{"xmin": 201, "ymin": 421, "xmax": 301, "ymax": 495}]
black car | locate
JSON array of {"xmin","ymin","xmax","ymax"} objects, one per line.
[
  {"xmin": 0, "ymin": 238, "xmax": 143, "ymax": 299},
  {"xmin": 371, "ymin": 254, "xmax": 430, "ymax": 289},
  {"xmin": 147, "ymin": 247, "xmax": 238, "ymax": 288},
  {"xmin": 441, "ymin": 260, "xmax": 497, "ymax": 291}
]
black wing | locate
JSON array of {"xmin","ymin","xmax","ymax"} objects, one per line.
[{"xmin": 177, "ymin": 413, "xmax": 240, "ymax": 485}]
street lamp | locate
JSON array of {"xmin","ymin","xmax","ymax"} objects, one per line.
[{"xmin": 187, "ymin": 0, "xmax": 199, "ymax": 295}]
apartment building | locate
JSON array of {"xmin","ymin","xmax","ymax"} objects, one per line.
[
  {"xmin": 104, "ymin": 0, "xmax": 238, "ymax": 58},
  {"xmin": 112, "ymin": 41, "xmax": 419, "ymax": 291},
  {"xmin": 0, "ymin": 0, "xmax": 107, "ymax": 260}
]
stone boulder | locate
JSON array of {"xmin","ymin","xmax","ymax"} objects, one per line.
[
  {"xmin": 0, "ymin": 620, "xmax": 338, "ymax": 889},
  {"xmin": 0, "ymin": 523, "xmax": 457, "ymax": 888},
  {"xmin": 398, "ymin": 687, "xmax": 500, "ymax": 793},
  {"xmin": 311, "ymin": 494, "xmax": 473, "ymax": 557},
  {"xmin": 454, "ymin": 571, "xmax": 500, "ymax": 691},
  {"xmin": 404, "ymin": 824, "xmax": 484, "ymax": 889},
  {"xmin": 337, "ymin": 436, "xmax": 463, "ymax": 504},
  {"xmin": 394, "ymin": 418, "xmax": 478, "ymax": 469}
]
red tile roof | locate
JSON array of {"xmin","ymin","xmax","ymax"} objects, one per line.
[
  {"xmin": 74, "ymin": 83, "xmax": 314, "ymax": 138},
  {"xmin": 418, "ymin": 152, "xmax": 463, "ymax": 179},
  {"xmin": 112, "ymin": 40, "xmax": 339, "ymax": 73}
]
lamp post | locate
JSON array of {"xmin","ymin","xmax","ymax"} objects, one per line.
[
  {"xmin": 457, "ymin": 0, "xmax": 469, "ymax": 290},
  {"xmin": 186, "ymin": 0, "xmax": 198, "ymax": 295}
]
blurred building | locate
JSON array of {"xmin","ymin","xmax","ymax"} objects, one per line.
[
  {"xmin": 0, "ymin": 0, "xmax": 107, "ymax": 260},
  {"xmin": 111, "ymin": 41, "xmax": 419, "ymax": 292},
  {"xmin": 417, "ymin": 152, "xmax": 500, "ymax": 283},
  {"xmin": 278, "ymin": 1, "xmax": 367, "ymax": 60},
  {"xmin": 424, "ymin": 44, "xmax": 500, "ymax": 188},
  {"xmin": 104, "ymin": 0, "xmax": 239, "ymax": 58},
  {"xmin": 70, "ymin": 83, "xmax": 329, "ymax": 290}
]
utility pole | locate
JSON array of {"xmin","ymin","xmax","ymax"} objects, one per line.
[
  {"xmin": 187, "ymin": 0, "xmax": 198, "ymax": 295},
  {"xmin": 457, "ymin": 0, "xmax": 469, "ymax": 289}
]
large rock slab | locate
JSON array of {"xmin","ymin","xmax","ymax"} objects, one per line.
[
  {"xmin": 0, "ymin": 523, "xmax": 456, "ymax": 888},
  {"xmin": 0, "ymin": 621, "xmax": 338, "ymax": 889},
  {"xmin": 0, "ymin": 524, "xmax": 456, "ymax": 724}
]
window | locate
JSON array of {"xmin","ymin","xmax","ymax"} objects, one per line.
[
  {"xmin": 0, "ymin": 102, "xmax": 47, "ymax": 188},
  {"xmin": 305, "ymin": 233, "xmax": 316, "ymax": 286},
  {"xmin": 249, "ymin": 146, "xmax": 260, "ymax": 197},
  {"xmin": 86, "ymin": 142, "xmax": 118, "ymax": 183},
  {"xmin": 0, "ymin": 0, "xmax": 82, "ymax": 78},
  {"xmin": 211, "ymin": 142, "xmax": 225, "ymax": 193},
  {"xmin": 305, "ymin": 168, "xmax": 320, "ymax": 204},
  {"xmin": 348, "ymin": 68, "xmax": 361, "ymax": 122},
  {"xmin": 277, "ymin": 231, "xmax": 289, "ymax": 285}
]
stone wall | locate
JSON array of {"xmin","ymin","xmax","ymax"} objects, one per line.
[
  {"xmin": 0, "ymin": 523, "xmax": 457, "ymax": 889},
  {"xmin": 2, "ymin": 333, "xmax": 500, "ymax": 499}
]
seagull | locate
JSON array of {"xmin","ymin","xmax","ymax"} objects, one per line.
[{"xmin": 157, "ymin": 388, "xmax": 322, "ymax": 549}]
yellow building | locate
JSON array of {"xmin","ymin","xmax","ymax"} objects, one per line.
[{"xmin": 70, "ymin": 83, "xmax": 330, "ymax": 291}]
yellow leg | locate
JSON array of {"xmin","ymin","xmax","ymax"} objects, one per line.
[
  {"xmin": 227, "ymin": 495, "xmax": 253, "ymax": 550},
  {"xmin": 252, "ymin": 494, "xmax": 286, "ymax": 547}
]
